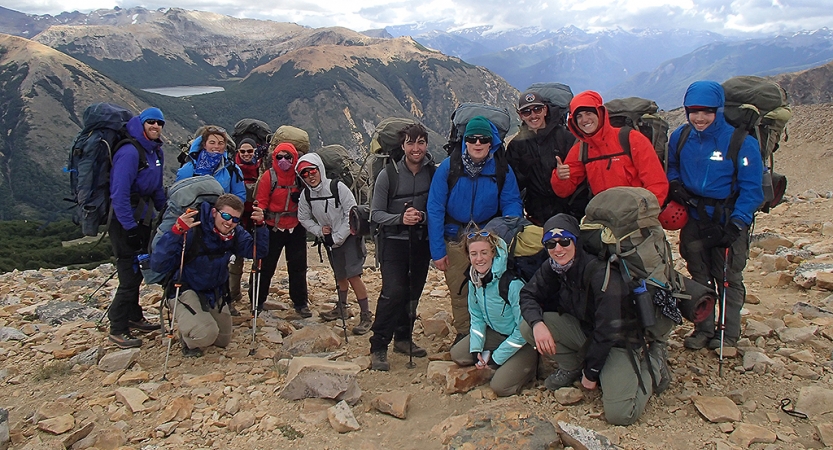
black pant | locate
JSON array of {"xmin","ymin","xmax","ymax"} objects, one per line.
[
  {"xmin": 108, "ymin": 220, "xmax": 151, "ymax": 335},
  {"xmin": 255, "ymin": 225, "xmax": 308, "ymax": 310},
  {"xmin": 369, "ymin": 237, "xmax": 431, "ymax": 353}
]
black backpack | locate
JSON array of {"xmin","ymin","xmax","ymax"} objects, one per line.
[
  {"xmin": 443, "ymin": 103, "xmax": 512, "ymax": 195},
  {"xmin": 66, "ymin": 103, "xmax": 144, "ymax": 237},
  {"xmin": 526, "ymin": 82, "xmax": 573, "ymax": 126}
]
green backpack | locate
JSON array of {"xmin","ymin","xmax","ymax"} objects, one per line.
[
  {"xmin": 597, "ymin": 97, "xmax": 670, "ymax": 170},
  {"xmin": 315, "ymin": 144, "xmax": 369, "ymax": 205}
]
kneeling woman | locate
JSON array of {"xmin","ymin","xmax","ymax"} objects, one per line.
[{"xmin": 450, "ymin": 230, "xmax": 537, "ymax": 397}]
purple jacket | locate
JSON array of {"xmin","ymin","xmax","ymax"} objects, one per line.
[{"xmin": 109, "ymin": 116, "xmax": 166, "ymax": 230}]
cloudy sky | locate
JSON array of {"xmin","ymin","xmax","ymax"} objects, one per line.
[{"xmin": 6, "ymin": 0, "xmax": 831, "ymax": 35}]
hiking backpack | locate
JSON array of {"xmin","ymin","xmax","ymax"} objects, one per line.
[
  {"xmin": 141, "ymin": 176, "xmax": 226, "ymax": 284},
  {"xmin": 443, "ymin": 103, "xmax": 512, "ymax": 194},
  {"xmin": 580, "ymin": 97, "xmax": 670, "ymax": 171},
  {"xmin": 231, "ymin": 118, "xmax": 271, "ymax": 161},
  {"xmin": 526, "ymin": 82, "xmax": 573, "ymax": 125},
  {"xmin": 482, "ymin": 216, "xmax": 547, "ymax": 305},
  {"xmin": 66, "ymin": 102, "xmax": 145, "ymax": 237},
  {"xmin": 264, "ymin": 125, "xmax": 310, "ymax": 173},
  {"xmin": 314, "ymin": 144, "xmax": 370, "ymax": 205}
]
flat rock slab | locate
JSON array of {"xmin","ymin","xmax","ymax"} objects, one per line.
[
  {"xmin": 280, "ymin": 366, "xmax": 362, "ymax": 405},
  {"xmin": 157, "ymin": 395, "xmax": 194, "ymax": 423},
  {"xmin": 792, "ymin": 301, "xmax": 833, "ymax": 319},
  {"xmin": 728, "ymin": 423, "xmax": 776, "ymax": 447},
  {"xmin": 796, "ymin": 386, "xmax": 833, "ymax": 419},
  {"xmin": 228, "ymin": 411, "xmax": 256, "ymax": 432},
  {"xmin": 117, "ymin": 370, "xmax": 150, "ymax": 385},
  {"xmin": 35, "ymin": 301, "xmax": 102, "ymax": 325},
  {"xmin": 69, "ymin": 347, "xmax": 102, "ymax": 366},
  {"xmin": 61, "ymin": 421, "xmax": 94, "ymax": 448},
  {"xmin": 693, "ymin": 396, "xmax": 742, "ymax": 423},
  {"xmin": 115, "ymin": 387, "xmax": 148, "ymax": 413},
  {"xmin": 743, "ymin": 319, "xmax": 772, "ymax": 339},
  {"xmin": 37, "ymin": 414, "xmax": 75, "ymax": 435},
  {"xmin": 777, "ymin": 325, "xmax": 818, "ymax": 343},
  {"xmin": 371, "ymin": 391, "xmax": 411, "ymax": 419},
  {"xmin": 282, "ymin": 324, "xmax": 343, "ymax": 356},
  {"xmin": 427, "ymin": 360, "xmax": 493, "ymax": 394},
  {"xmin": 184, "ymin": 372, "xmax": 225, "ymax": 386},
  {"xmin": 558, "ymin": 421, "xmax": 619, "ymax": 450},
  {"xmin": 286, "ymin": 356, "xmax": 361, "ymax": 379},
  {"xmin": 328, "ymin": 400, "xmax": 360, "ymax": 433},
  {"xmin": 742, "ymin": 351, "xmax": 775, "ymax": 371},
  {"xmin": 98, "ymin": 348, "xmax": 140, "ymax": 372},
  {"xmin": 793, "ymin": 263, "xmax": 833, "ymax": 289},
  {"xmin": 817, "ymin": 423, "xmax": 833, "ymax": 447},
  {"xmin": 0, "ymin": 327, "xmax": 27, "ymax": 341},
  {"xmin": 432, "ymin": 399, "xmax": 560, "ymax": 449}
]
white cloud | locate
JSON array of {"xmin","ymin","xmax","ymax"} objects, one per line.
[{"xmin": 3, "ymin": 0, "xmax": 831, "ymax": 34}]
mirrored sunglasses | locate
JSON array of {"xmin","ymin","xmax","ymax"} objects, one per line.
[
  {"xmin": 300, "ymin": 168, "xmax": 319, "ymax": 178},
  {"xmin": 218, "ymin": 211, "xmax": 241, "ymax": 223},
  {"xmin": 466, "ymin": 230, "xmax": 490, "ymax": 239},
  {"xmin": 544, "ymin": 238, "xmax": 573, "ymax": 250},
  {"xmin": 519, "ymin": 105, "xmax": 545, "ymax": 117},
  {"xmin": 464, "ymin": 135, "xmax": 492, "ymax": 145}
]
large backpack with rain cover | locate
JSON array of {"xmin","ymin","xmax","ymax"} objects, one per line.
[
  {"xmin": 581, "ymin": 97, "xmax": 669, "ymax": 171},
  {"xmin": 66, "ymin": 103, "xmax": 144, "ymax": 237},
  {"xmin": 141, "ymin": 176, "xmax": 226, "ymax": 284},
  {"xmin": 483, "ymin": 216, "xmax": 547, "ymax": 305},
  {"xmin": 443, "ymin": 103, "xmax": 512, "ymax": 194},
  {"xmin": 526, "ymin": 82, "xmax": 573, "ymax": 125}
]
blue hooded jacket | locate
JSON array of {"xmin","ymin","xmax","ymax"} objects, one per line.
[
  {"xmin": 176, "ymin": 136, "xmax": 247, "ymax": 203},
  {"xmin": 150, "ymin": 201, "xmax": 269, "ymax": 304},
  {"xmin": 427, "ymin": 121, "xmax": 523, "ymax": 260},
  {"xmin": 109, "ymin": 116, "xmax": 166, "ymax": 230},
  {"xmin": 667, "ymin": 81, "xmax": 764, "ymax": 226}
]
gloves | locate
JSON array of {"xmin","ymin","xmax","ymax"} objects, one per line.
[
  {"xmin": 290, "ymin": 192, "xmax": 301, "ymax": 203},
  {"xmin": 720, "ymin": 219, "xmax": 747, "ymax": 247},
  {"xmin": 126, "ymin": 227, "xmax": 144, "ymax": 250},
  {"xmin": 323, "ymin": 234, "xmax": 335, "ymax": 247},
  {"xmin": 668, "ymin": 180, "xmax": 692, "ymax": 206}
]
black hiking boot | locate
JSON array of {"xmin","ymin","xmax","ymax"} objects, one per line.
[
  {"xmin": 683, "ymin": 331, "xmax": 712, "ymax": 350},
  {"xmin": 393, "ymin": 340, "xmax": 427, "ymax": 358},
  {"xmin": 109, "ymin": 332, "xmax": 142, "ymax": 349},
  {"xmin": 128, "ymin": 318, "xmax": 161, "ymax": 332},
  {"xmin": 708, "ymin": 336, "xmax": 738, "ymax": 350},
  {"xmin": 544, "ymin": 368, "xmax": 582, "ymax": 391},
  {"xmin": 649, "ymin": 341, "xmax": 671, "ymax": 394},
  {"xmin": 371, "ymin": 350, "xmax": 390, "ymax": 371},
  {"xmin": 296, "ymin": 306, "xmax": 313, "ymax": 319},
  {"xmin": 180, "ymin": 339, "xmax": 203, "ymax": 358}
]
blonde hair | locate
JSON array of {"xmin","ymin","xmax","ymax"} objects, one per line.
[{"xmin": 464, "ymin": 228, "xmax": 499, "ymax": 254}]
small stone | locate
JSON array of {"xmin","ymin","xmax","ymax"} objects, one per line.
[
  {"xmin": 742, "ymin": 351, "xmax": 775, "ymax": 371},
  {"xmin": 371, "ymin": 391, "xmax": 411, "ymax": 419},
  {"xmin": 788, "ymin": 349, "xmax": 815, "ymax": 363},
  {"xmin": 558, "ymin": 421, "xmax": 617, "ymax": 450},
  {"xmin": 61, "ymin": 421, "xmax": 94, "ymax": 448},
  {"xmin": 745, "ymin": 294, "xmax": 761, "ymax": 305},
  {"xmin": 777, "ymin": 325, "xmax": 818, "ymax": 343},
  {"xmin": 792, "ymin": 365, "xmax": 820, "ymax": 380},
  {"xmin": 762, "ymin": 272, "xmax": 792, "ymax": 287},
  {"xmin": 422, "ymin": 318, "xmax": 452, "ymax": 337},
  {"xmin": 185, "ymin": 372, "xmax": 225, "ymax": 386},
  {"xmin": 744, "ymin": 320, "xmax": 773, "ymax": 339},
  {"xmin": 427, "ymin": 361, "xmax": 493, "ymax": 394},
  {"xmin": 692, "ymin": 396, "xmax": 742, "ymax": 423},
  {"xmin": 155, "ymin": 421, "xmax": 177, "ymax": 437},
  {"xmin": 817, "ymin": 272, "xmax": 833, "ymax": 291},
  {"xmin": 69, "ymin": 347, "xmax": 102, "ymax": 366},
  {"xmin": 728, "ymin": 423, "xmax": 776, "ymax": 447},
  {"xmin": 228, "ymin": 411, "xmax": 256, "ymax": 432},
  {"xmin": 114, "ymin": 387, "xmax": 149, "ymax": 413},
  {"xmin": 282, "ymin": 324, "xmax": 343, "ymax": 356},
  {"xmin": 225, "ymin": 397, "xmax": 240, "ymax": 415},
  {"xmin": 717, "ymin": 347, "xmax": 738, "ymax": 358},
  {"xmin": 727, "ymin": 389, "xmax": 747, "ymax": 405},
  {"xmin": 253, "ymin": 346, "xmax": 275, "ymax": 359},
  {"xmin": 98, "ymin": 348, "xmax": 141, "ymax": 372},
  {"xmin": 33, "ymin": 399, "xmax": 74, "ymax": 422},
  {"xmin": 751, "ymin": 234, "xmax": 793, "ymax": 252},
  {"xmin": 157, "ymin": 395, "xmax": 194, "ymax": 423},
  {"xmin": 719, "ymin": 422, "xmax": 735, "ymax": 433},
  {"xmin": 328, "ymin": 400, "xmax": 361, "ymax": 433},
  {"xmin": 117, "ymin": 370, "xmax": 150, "ymax": 385},
  {"xmin": 554, "ymin": 387, "xmax": 584, "ymax": 405},
  {"xmin": 351, "ymin": 356, "xmax": 371, "ymax": 370},
  {"xmin": 817, "ymin": 423, "xmax": 833, "ymax": 447},
  {"xmin": 37, "ymin": 414, "xmax": 75, "ymax": 435},
  {"xmin": 0, "ymin": 327, "xmax": 27, "ymax": 341}
]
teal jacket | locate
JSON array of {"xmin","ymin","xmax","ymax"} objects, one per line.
[{"xmin": 468, "ymin": 238, "xmax": 527, "ymax": 365}]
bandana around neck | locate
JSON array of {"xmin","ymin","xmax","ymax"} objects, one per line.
[
  {"xmin": 549, "ymin": 257, "xmax": 574, "ymax": 274},
  {"xmin": 195, "ymin": 151, "xmax": 223, "ymax": 176},
  {"xmin": 462, "ymin": 151, "xmax": 489, "ymax": 177},
  {"xmin": 213, "ymin": 226, "xmax": 235, "ymax": 241}
]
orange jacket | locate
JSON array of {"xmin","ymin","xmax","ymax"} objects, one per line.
[
  {"xmin": 551, "ymin": 91, "xmax": 668, "ymax": 205},
  {"xmin": 255, "ymin": 143, "xmax": 301, "ymax": 229}
]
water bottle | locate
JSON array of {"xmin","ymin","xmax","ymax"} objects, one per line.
[{"xmin": 633, "ymin": 280, "xmax": 656, "ymax": 328}]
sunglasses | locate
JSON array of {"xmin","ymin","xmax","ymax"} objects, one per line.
[
  {"xmin": 206, "ymin": 126, "xmax": 226, "ymax": 134},
  {"xmin": 300, "ymin": 168, "xmax": 319, "ymax": 178},
  {"xmin": 145, "ymin": 119, "xmax": 165, "ymax": 126},
  {"xmin": 239, "ymin": 149, "xmax": 254, "ymax": 154},
  {"xmin": 466, "ymin": 230, "xmax": 490, "ymax": 239},
  {"xmin": 275, "ymin": 154, "xmax": 293, "ymax": 161},
  {"xmin": 519, "ymin": 105, "xmax": 545, "ymax": 117},
  {"xmin": 544, "ymin": 238, "xmax": 573, "ymax": 250},
  {"xmin": 464, "ymin": 135, "xmax": 492, "ymax": 145},
  {"xmin": 218, "ymin": 211, "xmax": 241, "ymax": 223}
]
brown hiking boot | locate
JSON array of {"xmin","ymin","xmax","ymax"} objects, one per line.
[
  {"xmin": 393, "ymin": 340, "xmax": 427, "ymax": 357},
  {"xmin": 109, "ymin": 332, "xmax": 142, "ymax": 349},
  {"xmin": 352, "ymin": 311, "xmax": 373, "ymax": 335},
  {"xmin": 319, "ymin": 302, "xmax": 354, "ymax": 322}
]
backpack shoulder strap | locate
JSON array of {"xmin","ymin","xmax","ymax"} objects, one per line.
[
  {"xmin": 385, "ymin": 161, "xmax": 399, "ymax": 204},
  {"xmin": 114, "ymin": 137, "xmax": 149, "ymax": 171},
  {"xmin": 675, "ymin": 124, "xmax": 692, "ymax": 163},
  {"xmin": 617, "ymin": 126, "xmax": 632, "ymax": 159},
  {"xmin": 498, "ymin": 271, "xmax": 516, "ymax": 308},
  {"xmin": 446, "ymin": 148, "xmax": 463, "ymax": 192},
  {"xmin": 330, "ymin": 179, "xmax": 341, "ymax": 209},
  {"xmin": 269, "ymin": 167, "xmax": 278, "ymax": 194},
  {"xmin": 580, "ymin": 142, "xmax": 588, "ymax": 164},
  {"xmin": 580, "ymin": 128, "xmax": 632, "ymax": 164},
  {"xmin": 494, "ymin": 146, "xmax": 508, "ymax": 195}
]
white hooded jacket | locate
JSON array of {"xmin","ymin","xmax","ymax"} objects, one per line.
[{"xmin": 295, "ymin": 152, "xmax": 356, "ymax": 248}]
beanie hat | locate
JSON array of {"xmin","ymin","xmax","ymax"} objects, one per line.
[
  {"xmin": 464, "ymin": 116, "xmax": 493, "ymax": 138},
  {"xmin": 573, "ymin": 106, "xmax": 597, "ymax": 117},
  {"xmin": 139, "ymin": 107, "xmax": 164, "ymax": 124},
  {"xmin": 237, "ymin": 138, "xmax": 257, "ymax": 149}
]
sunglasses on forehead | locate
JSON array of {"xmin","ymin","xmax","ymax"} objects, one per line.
[
  {"xmin": 519, "ymin": 105, "xmax": 545, "ymax": 117},
  {"xmin": 466, "ymin": 230, "xmax": 490, "ymax": 239},
  {"xmin": 544, "ymin": 238, "xmax": 573, "ymax": 249},
  {"xmin": 218, "ymin": 211, "xmax": 241, "ymax": 223},
  {"xmin": 206, "ymin": 126, "xmax": 226, "ymax": 134},
  {"xmin": 464, "ymin": 135, "xmax": 492, "ymax": 145}
]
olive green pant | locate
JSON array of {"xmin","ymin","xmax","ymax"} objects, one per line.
[
  {"xmin": 169, "ymin": 290, "xmax": 233, "ymax": 350},
  {"xmin": 450, "ymin": 328, "xmax": 538, "ymax": 397},
  {"xmin": 228, "ymin": 256, "xmax": 244, "ymax": 304},
  {"xmin": 443, "ymin": 239, "xmax": 470, "ymax": 334},
  {"xmin": 521, "ymin": 311, "xmax": 675, "ymax": 425}
]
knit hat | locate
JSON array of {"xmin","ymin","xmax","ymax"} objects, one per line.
[
  {"xmin": 518, "ymin": 91, "xmax": 545, "ymax": 110},
  {"xmin": 573, "ymin": 106, "xmax": 597, "ymax": 117},
  {"xmin": 542, "ymin": 214, "xmax": 580, "ymax": 244},
  {"xmin": 139, "ymin": 107, "xmax": 164, "ymax": 124},
  {"xmin": 237, "ymin": 138, "xmax": 257, "ymax": 149},
  {"xmin": 464, "ymin": 116, "xmax": 493, "ymax": 138}
]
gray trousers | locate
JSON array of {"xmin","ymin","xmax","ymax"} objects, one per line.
[
  {"xmin": 169, "ymin": 290, "xmax": 233, "ymax": 350},
  {"xmin": 521, "ymin": 311, "xmax": 674, "ymax": 425},
  {"xmin": 450, "ymin": 328, "xmax": 538, "ymax": 397}
]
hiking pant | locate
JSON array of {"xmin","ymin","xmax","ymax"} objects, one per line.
[
  {"xmin": 680, "ymin": 219, "xmax": 749, "ymax": 342},
  {"xmin": 108, "ymin": 220, "xmax": 152, "ymax": 335},
  {"xmin": 255, "ymin": 225, "xmax": 308, "ymax": 311},
  {"xmin": 450, "ymin": 328, "xmax": 537, "ymax": 397},
  {"xmin": 228, "ymin": 255, "xmax": 244, "ymax": 304},
  {"xmin": 369, "ymin": 237, "xmax": 431, "ymax": 353},
  {"xmin": 521, "ymin": 311, "xmax": 674, "ymax": 425},
  {"xmin": 169, "ymin": 291, "xmax": 232, "ymax": 349},
  {"xmin": 443, "ymin": 239, "xmax": 470, "ymax": 334}
]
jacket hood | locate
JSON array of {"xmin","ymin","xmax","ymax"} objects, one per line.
[
  {"xmin": 490, "ymin": 237, "xmax": 510, "ymax": 278},
  {"xmin": 567, "ymin": 91, "xmax": 609, "ymax": 142},
  {"xmin": 125, "ymin": 116, "xmax": 162, "ymax": 151},
  {"xmin": 188, "ymin": 135, "xmax": 231, "ymax": 159},
  {"xmin": 272, "ymin": 142, "xmax": 300, "ymax": 169},
  {"xmin": 683, "ymin": 80, "xmax": 728, "ymax": 135},
  {"xmin": 296, "ymin": 152, "xmax": 328, "ymax": 188}
]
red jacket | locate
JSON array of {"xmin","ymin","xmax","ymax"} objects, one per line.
[
  {"xmin": 551, "ymin": 91, "xmax": 668, "ymax": 205},
  {"xmin": 255, "ymin": 143, "xmax": 301, "ymax": 229}
]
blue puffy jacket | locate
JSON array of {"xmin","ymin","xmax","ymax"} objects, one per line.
[
  {"xmin": 176, "ymin": 136, "xmax": 247, "ymax": 203},
  {"xmin": 109, "ymin": 116, "xmax": 167, "ymax": 230},
  {"xmin": 150, "ymin": 201, "xmax": 269, "ymax": 305},
  {"xmin": 427, "ymin": 121, "xmax": 523, "ymax": 260},
  {"xmin": 667, "ymin": 81, "xmax": 764, "ymax": 226},
  {"xmin": 467, "ymin": 238, "xmax": 527, "ymax": 366}
]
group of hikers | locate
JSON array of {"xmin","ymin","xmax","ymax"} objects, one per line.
[{"xmin": 103, "ymin": 78, "xmax": 764, "ymax": 426}]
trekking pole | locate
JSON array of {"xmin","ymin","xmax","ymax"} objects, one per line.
[
  {"xmin": 162, "ymin": 226, "xmax": 189, "ymax": 382},
  {"xmin": 93, "ymin": 270, "xmax": 119, "ymax": 326},
  {"xmin": 339, "ymin": 289, "xmax": 349, "ymax": 344},
  {"xmin": 249, "ymin": 209, "xmax": 261, "ymax": 356},
  {"xmin": 405, "ymin": 203, "xmax": 417, "ymax": 369},
  {"xmin": 718, "ymin": 246, "xmax": 730, "ymax": 378}
]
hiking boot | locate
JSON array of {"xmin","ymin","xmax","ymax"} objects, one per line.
[
  {"xmin": 371, "ymin": 350, "xmax": 390, "ymax": 371},
  {"xmin": 352, "ymin": 311, "xmax": 373, "ymax": 335},
  {"xmin": 393, "ymin": 340, "xmax": 428, "ymax": 358},
  {"xmin": 683, "ymin": 331, "xmax": 712, "ymax": 350},
  {"xmin": 109, "ymin": 332, "xmax": 142, "ymax": 349},
  {"xmin": 544, "ymin": 368, "xmax": 582, "ymax": 391},
  {"xmin": 320, "ymin": 303, "xmax": 353, "ymax": 322},
  {"xmin": 181, "ymin": 339, "xmax": 203, "ymax": 358},
  {"xmin": 128, "ymin": 318, "xmax": 161, "ymax": 332},
  {"xmin": 649, "ymin": 341, "xmax": 671, "ymax": 394},
  {"xmin": 708, "ymin": 336, "xmax": 738, "ymax": 350},
  {"xmin": 228, "ymin": 303, "xmax": 241, "ymax": 316},
  {"xmin": 296, "ymin": 307, "xmax": 313, "ymax": 319}
]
